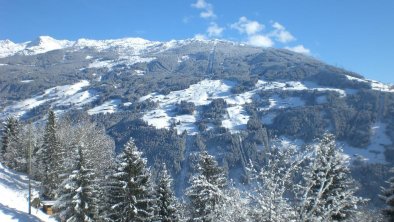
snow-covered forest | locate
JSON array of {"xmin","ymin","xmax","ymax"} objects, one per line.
[{"xmin": 1, "ymin": 111, "xmax": 393, "ymax": 222}]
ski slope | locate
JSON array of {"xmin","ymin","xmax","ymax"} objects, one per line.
[{"xmin": 0, "ymin": 163, "xmax": 56, "ymax": 222}]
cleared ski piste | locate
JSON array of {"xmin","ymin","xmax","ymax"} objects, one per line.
[{"xmin": 0, "ymin": 163, "xmax": 56, "ymax": 222}]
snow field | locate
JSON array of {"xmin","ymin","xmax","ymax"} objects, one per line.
[
  {"xmin": 88, "ymin": 56, "xmax": 156, "ymax": 70},
  {"xmin": 345, "ymin": 74, "xmax": 394, "ymax": 93},
  {"xmin": 2, "ymin": 80, "xmax": 97, "ymax": 118},
  {"xmin": 0, "ymin": 163, "xmax": 56, "ymax": 222},
  {"xmin": 140, "ymin": 78, "xmax": 350, "ymax": 134},
  {"xmin": 87, "ymin": 99, "xmax": 122, "ymax": 115}
]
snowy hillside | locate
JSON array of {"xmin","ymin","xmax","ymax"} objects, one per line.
[
  {"xmin": 0, "ymin": 163, "xmax": 56, "ymax": 222},
  {"xmin": 0, "ymin": 35, "xmax": 393, "ymax": 167},
  {"xmin": 140, "ymin": 79, "xmax": 348, "ymax": 134},
  {"xmin": 1, "ymin": 80, "xmax": 97, "ymax": 119}
]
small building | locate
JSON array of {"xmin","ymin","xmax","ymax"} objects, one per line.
[{"xmin": 41, "ymin": 200, "xmax": 56, "ymax": 215}]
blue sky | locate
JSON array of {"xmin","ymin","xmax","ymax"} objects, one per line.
[{"xmin": 1, "ymin": 0, "xmax": 393, "ymax": 83}]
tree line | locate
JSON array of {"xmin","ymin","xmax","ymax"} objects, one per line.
[{"xmin": 1, "ymin": 111, "xmax": 394, "ymax": 221}]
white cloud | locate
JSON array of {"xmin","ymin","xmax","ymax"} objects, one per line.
[
  {"xmin": 272, "ymin": 22, "xmax": 285, "ymax": 30},
  {"xmin": 194, "ymin": 34, "xmax": 208, "ymax": 40},
  {"xmin": 192, "ymin": 0, "xmax": 208, "ymax": 9},
  {"xmin": 285, "ymin": 45, "xmax": 311, "ymax": 54},
  {"xmin": 230, "ymin": 16, "xmax": 273, "ymax": 47},
  {"xmin": 231, "ymin": 17, "xmax": 264, "ymax": 35},
  {"xmin": 201, "ymin": 9, "xmax": 215, "ymax": 19},
  {"xmin": 207, "ymin": 23, "xmax": 224, "ymax": 37},
  {"xmin": 270, "ymin": 22, "xmax": 295, "ymax": 43},
  {"xmin": 248, "ymin": 35, "xmax": 274, "ymax": 47},
  {"xmin": 191, "ymin": 0, "xmax": 216, "ymax": 19}
]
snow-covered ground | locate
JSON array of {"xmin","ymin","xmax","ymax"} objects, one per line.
[
  {"xmin": 257, "ymin": 96, "xmax": 305, "ymax": 126},
  {"xmin": 140, "ymin": 79, "xmax": 354, "ymax": 134},
  {"xmin": 88, "ymin": 56, "xmax": 155, "ymax": 70},
  {"xmin": 87, "ymin": 99, "xmax": 122, "ymax": 115},
  {"xmin": 177, "ymin": 55, "xmax": 190, "ymax": 63},
  {"xmin": 1, "ymin": 80, "xmax": 98, "ymax": 118},
  {"xmin": 140, "ymin": 80, "xmax": 235, "ymax": 134},
  {"xmin": 340, "ymin": 122, "xmax": 392, "ymax": 164},
  {"xmin": 259, "ymin": 95, "xmax": 304, "ymax": 111},
  {"xmin": 0, "ymin": 163, "xmax": 56, "ymax": 222},
  {"xmin": 345, "ymin": 74, "xmax": 394, "ymax": 93},
  {"xmin": 370, "ymin": 81, "xmax": 394, "ymax": 92},
  {"xmin": 133, "ymin": 69, "xmax": 146, "ymax": 76}
]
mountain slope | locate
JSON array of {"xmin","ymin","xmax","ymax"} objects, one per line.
[
  {"xmin": 1, "ymin": 36, "xmax": 394, "ymax": 208},
  {"xmin": 0, "ymin": 36, "xmax": 393, "ymax": 166}
]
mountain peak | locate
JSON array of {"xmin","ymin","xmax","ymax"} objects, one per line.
[
  {"xmin": 0, "ymin": 39, "xmax": 26, "ymax": 58},
  {"xmin": 27, "ymin": 35, "xmax": 57, "ymax": 47},
  {"xmin": 24, "ymin": 36, "xmax": 74, "ymax": 54}
]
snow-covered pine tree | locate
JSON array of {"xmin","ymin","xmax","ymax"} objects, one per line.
[
  {"xmin": 381, "ymin": 167, "xmax": 394, "ymax": 222},
  {"xmin": 185, "ymin": 151, "xmax": 227, "ymax": 222},
  {"xmin": 37, "ymin": 110, "xmax": 63, "ymax": 199},
  {"xmin": 297, "ymin": 133, "xmax": 364, "ymax": 221},
  {"xmin": 1, "ymin": 117, "xmax": 17, "ymax": 160},
  {"xmin": 156, "ymin": 163, "xmax": 179, "ymax": 222},
  {"xmin": 13, "ymin": 124, "xmax": 33, "ymax": 173},
  {"xmin": 216, "ymin": 182, "xmax": 251, "ymax": 222},
  {"xmin": 107, "ymin": 138, "xmax": 156, "ymax": 222},
  {"xmin": 54, "ymin": 142, "xmax": 96, "ymax": 222},
  {"xmin": 54, "ymin": 116, "xmax": 116, "ymax": 221},
  {"xmin": 246, "ymin": 144, "xmax": 306, "ymax": 222},
  {"xmin": 1, "ymin": 116, "xmax": 21, "ymax": 169}
]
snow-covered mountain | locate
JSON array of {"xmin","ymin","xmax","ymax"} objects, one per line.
[
  {"xmin": 0, "ymin": 36, "xmax": 195, "ymax": 58},
  {"xmin": 0, "ymin": 36, "xmax": 393, "ymax": 167},
  {"xmin": 0, "ymin": 40, "xmax": 26, "ymax": 58},
  {"xmin": 0, "ymin": 36, "xmax": 74, "ymax": 57}
]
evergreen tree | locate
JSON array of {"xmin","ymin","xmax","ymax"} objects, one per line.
[
  {"xmin": 247, "ymin": 145, "xmax": 306, "ymax": 222},
  {"xmin": 297, "ymin": 133, "xmax": 364, "ymax": 221},
  {"xmin": 217, "ymin": 185, "xmax": 251, "ymax": 222},
  {"xmin": 54, "ymin": 142, "xmax": 96, "ymax": 222},
  {"xmin": 1, "ymin": 117, "xmax": 17, "ymax": 159},
  {"xmin": 381, "ymin": 167, "xmax": 394, "ymax": 222},
  {"xmin": 37, "ymin": 110, "xmax": 62, "ymax": 199},
  {"xmin": 1, "ymin": 116, "xmax": 20, "ymax": 168},
  {"xmin": 186, "ymin": 151, "xmax": 227, "ymax": 222},
  {"xmin": 54, "ymin": 116, "xmax": 116, "ymax": 222},
  {"xmin": 13, "ymin": 124, "xmax": 33, "ymax": 173},
  {"xmin": 156, "ymin": 163, "xmax": 179, "ymax": 222},
  {"xmin": 107, "ymin": 138, "xmax": 156, "ymax": 222}
]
